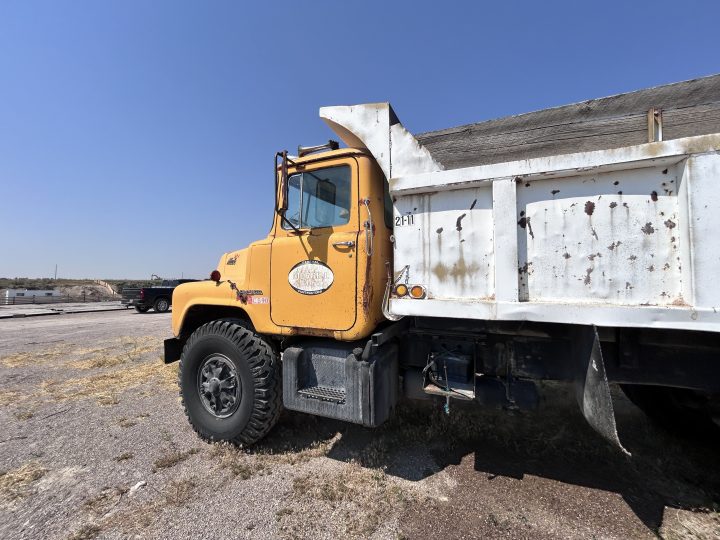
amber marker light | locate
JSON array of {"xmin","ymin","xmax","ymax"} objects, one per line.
[
  {"xmin": 409, "ymin": 285, "xmax": 426, "ymax": 299},
  {"xmin": 210, "ymin": 270, "xmax": 221, "ymax": 282},
  {"xmin": 394, "ymin": 284, "xmax": 409, "ymax": 297}
]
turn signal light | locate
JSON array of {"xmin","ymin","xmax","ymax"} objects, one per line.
[
  {"xmin": 394, "ymin": 284, "xmax": 408, "ymax": 297},
  {"xmin": 210, "ymin": 270, "xmax": 221, "ymax": 282},
  {"xmin": 409, "ymin": 285, "xmax": 426, "ymax": 299}
]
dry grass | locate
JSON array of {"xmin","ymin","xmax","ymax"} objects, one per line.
[
  {"xmin": 164, "ymin": 479, "xmax": 196, "ymax": 506},
  {"xmin": 0, "ymin": 461, "xmax": 48, "ymax": 503},
  {"xmin": 281, "ymin": 463, "xmax": 416, "ymax": 538},
  {"xmin": 100, "ymin": 476, "xmax": 200, "ymax": 535},
  {"xmin": 13, "ymin": 410, "xmax": 34, "ymax": 420},
  {"xmin": 117, "ymin": 417, "xmax": 137, "ymax": 428},
  {"xmin": 83, "ymin": 486, "xmax": 128, "ymax": 516},
  {"xmin": 0, "ymin": 337, "xmax": 159, "ymax": 371},
  {"xmin": 40, "ymin": 361, "xmax": 178, "ymax": 405},
  {"xmin": 659, "ymin": 507, "xmax": 720, "ymax": 540},
  {"xmin": 0, "ymin": 390, "xmax": 22, "ymax": 407},
  {"xmin": 153, "ymin": 448, "xmax": 199, "ymax": 471},
  {"xmin": 209, "ymin": 432, "xmax": 341, "ymax": 481},
  {"xmin": 113, "ymin": 453, "xmax": 134, "ymax": 462},
  {"xmin": 1, "ymin": 336, "xmax": 173, "ymax": 409},
  {"xmin": 66, "ymin": 523, "xmax": 102, "ymax": 540},
  {"xmin": 0, "ymin": 344, "xmax": 73, "ymax": 368}
]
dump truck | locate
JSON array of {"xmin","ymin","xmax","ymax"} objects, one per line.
[{"xmin": 164, "ymin": 76, "xmax": 720, "ymax": 452}]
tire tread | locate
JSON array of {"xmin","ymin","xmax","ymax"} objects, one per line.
[{"xmin": 179, "ymin": 319, "xmax": 282, "ymax": 445}]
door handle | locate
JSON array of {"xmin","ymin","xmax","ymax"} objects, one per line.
[{"xmin": 333, "ymin": 240, "xmax": 355, "ymax": 248}]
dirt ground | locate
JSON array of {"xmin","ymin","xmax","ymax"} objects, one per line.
[{"xmin": 0, "ymin": 311, "xmax": 718, "ymax": 539}]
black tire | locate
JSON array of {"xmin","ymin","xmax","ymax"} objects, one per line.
[
  {"xmin": 135, "ymin": 305, "xmax": 149, "ymax": 313},
  {"xmin": 179, "ymin": 319, "xmax": 282, "ymax": 445},
  {"xmin": 154, "ymin": 297, "xmax": 170, "ymax": 313},
  {"xmin": 621, "ymin": 384, "xmax": 720, "ymax": 438}
]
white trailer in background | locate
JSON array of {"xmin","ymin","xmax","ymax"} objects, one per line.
[{"xmin": 3, "ymin": 289, "xmax": 60, "ymax": 299}]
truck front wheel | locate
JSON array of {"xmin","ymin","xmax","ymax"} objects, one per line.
[{"xmin": 179, "ymin": 320, "xmax": 282, "ymax": 445}]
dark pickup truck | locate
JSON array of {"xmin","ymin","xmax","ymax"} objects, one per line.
[{"xmin": 121, "ymin": 279, "xmax": 198, "ymax": 313}]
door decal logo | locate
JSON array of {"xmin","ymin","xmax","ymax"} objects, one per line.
[{"xmin": 288, "ymin": 260, "xmax": 334, "ymax": 295}]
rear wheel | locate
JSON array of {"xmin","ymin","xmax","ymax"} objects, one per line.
[
  {"xmin": 135, "ymin": 305, "xmax": 149, "ymax": 313},
  {"xmin": 154, "ymin": 297, "xmax": 170, "ymax": 313},
  {"xmin": 179, "ymin": 320, "xmax": 282, "ymax": 445}
]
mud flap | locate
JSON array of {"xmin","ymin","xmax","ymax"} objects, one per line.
[{"xmin": 575, "ymin": 325, "xmax": 630, "ymax": 456}]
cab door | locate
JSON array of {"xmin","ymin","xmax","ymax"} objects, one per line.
[{"xmin": 270, "ymin": 157, "xmax": 358, "ymax": 331}]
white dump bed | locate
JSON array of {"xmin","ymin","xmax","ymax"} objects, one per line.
[{"xmin": 321, "ymin": 104, "xmax": 720, "ymax": 333}]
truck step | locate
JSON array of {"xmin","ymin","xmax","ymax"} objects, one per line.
[
  {"xmin": 297, "ymin": 385, "xmax": 346, "ymax": 404},
  {"xmin": 282, "ymin": 341, "xmax": 398, "ymax": 427}
]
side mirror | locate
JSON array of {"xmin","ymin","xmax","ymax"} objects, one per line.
[
  {"xmin": 275, "ymin": 150, "xmax": 291, "ymax": 213},
  {"xmin": 280, "ymin": 150, "xmax": 289, "ymax": 212}
]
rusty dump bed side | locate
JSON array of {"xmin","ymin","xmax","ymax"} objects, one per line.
[
  {"xmin": 320, "ymin": 76, "xmax": 720, "ymax": 333},
  {"xmin": 388, "ymin": 134, "xmax": 720, "ymax": 333}
]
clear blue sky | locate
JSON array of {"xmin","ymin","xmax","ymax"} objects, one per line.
[{"xmin": 1, "ymin": 1, "xmax": 717, "ymax": 279}]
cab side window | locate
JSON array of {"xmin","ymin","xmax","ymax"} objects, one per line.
[{"xmin": 284, "ymin": 165, "xmax": 351, "ymax": 229}]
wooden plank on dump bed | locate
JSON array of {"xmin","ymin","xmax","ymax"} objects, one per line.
[{"xmin": 416, "ymin": 74, "xmax": 720, "ymax": 169}]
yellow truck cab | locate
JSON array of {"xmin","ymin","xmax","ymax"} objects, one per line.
[{"xmin": 165, "ymin": 144, "xmax": 396, "ymax": 444}]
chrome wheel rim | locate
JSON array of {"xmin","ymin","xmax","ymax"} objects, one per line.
[{"xmin": 197, "ymin": 354, "xmax": 241, "ymax": 418}]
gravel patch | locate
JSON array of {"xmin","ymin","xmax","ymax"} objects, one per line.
[{"xmin": 0, "ymin": 311, "xmax": 718, "ymax": 539}]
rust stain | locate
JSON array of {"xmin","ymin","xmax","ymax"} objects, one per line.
[
  {"xmin": 664, "ymin": 219, "xmax": 676, "ymax": 229},
  {"xmin": 584, "ymin": 201, "xmax": 595, "ymax": 216},
  {"xmin": 583, "ymin": 267, "xmax": 594, "ymax": 285},
  {"xmin": 436, "ymin": 227, "xmax": 444, "ymax": 234},
  {"xmin": 456, "ymin": 213, "xmax": 466, "ymax": 231},
  {"xmin": 591, "ymin": 227, "xmax": 598, "ymax": 240},
  {"xmin": 647, "ymin": 265, "xmax": 655, "ymax": 272},
  {"xmin": 618, "ymin": 191, "xmax": 624, "ymax": 195},
  {"xmin": 629, "ymin": 255, "xmax": 637, "ymax": 261},
  {"xmin": 607, "ymin": 241, "xmax": 622, "ymax": 251},
  {"xmin": 625, "ymin": 282, "xmax": 633, "ymax": 290},
  {"xmin": 433, "ymin": 262, "xmax": 449, "ymax": 280},
  {"xmin": 650, "ymin": 191, "xmax": 658, "ymax": 202},
  {"xmin": 588, "ymin": 252, "xmax": 602, "ymax": 261},
  {"xmin": 663, "ymin": 263, "xmax": 671, "ymax": 270},
  {"xmin": 470, "ymin": 199, "xmax": 477, "ymax": 210},
  {"xmin": 613, "ymin": 181, "xmax": 619, "ymax": 186},
  {"xmin": 362, "ymin": 251, "xmax": 373, "ymax": 317},
  {"xmin": 562, "ymin": 252, "xmax": 571, "ymax": 259},
  {"xmin": 551, "ymin": 189, "xmax": 560, "ymax": 195},
  {"xmin": 609, "ymin": 202, "xmax": 618, "ymax": 209},
  {"xmin": 662, "ymin": 168, "xmax": 668, "ymax": 174},
  {"xmin": 641, "ymin": 222, "xmax": 655, "ymax": 235},
  {"xmin": 449, "ymin": 258, "xmax": 480, "ymax": 279}
]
